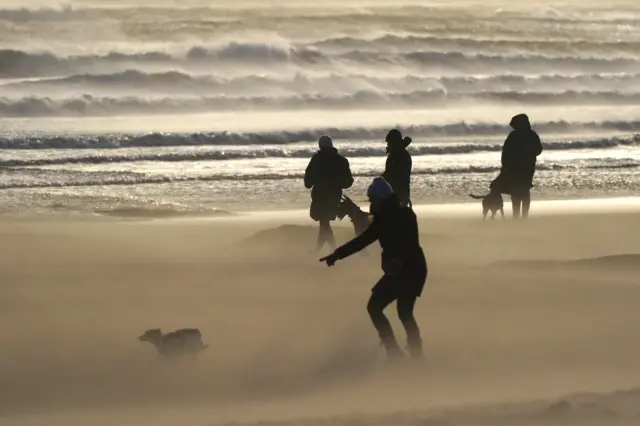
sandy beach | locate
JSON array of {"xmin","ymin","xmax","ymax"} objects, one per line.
[{"xmin": 1, "ymin": 199, "xmax": 640, "ymax": 425}]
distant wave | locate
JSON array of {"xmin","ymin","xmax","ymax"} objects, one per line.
[
  {"xmin": 2, "ymin": 140, "xmax": 640, "ymax": 167},
  {"xmin": 0, "ymin": 6, "xmax": 84, "ymax": 22},
  {"xmin": 0, "ymin": 162, "xmax": 640, "ymax": 189},
  {"xmin": 1, "ymin": 45, "xmax": 637, "ymax": 79},
  {"xmin": 1, "ymin": 125, "xmax": 638, "ymax": 149},
  {"xmin": 3, "ymin": 89, "xmax": 640, "ymax": 117},
  {"xmin": 6, "ymin": 70, "xmax": 640, "ymax": 96},
  {"xmin": 1, "ymin": 5, "xmax": 638, "ymax": 26},
  {"xmin": 1, "ymin": 161, "xmax": 637, "ymax": 190},
  {"xmin": 311, "ymin": 34, "xmax": 640, "ymax": 57}
]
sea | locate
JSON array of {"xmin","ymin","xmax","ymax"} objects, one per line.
[{"xmin": 1, "ymin": 0, "xmax": 639, "ymax": 217}]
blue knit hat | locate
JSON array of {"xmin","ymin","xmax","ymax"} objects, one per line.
[{"xmin": 367, "ymin": 176, "xmax": 394, "ymax": 200}]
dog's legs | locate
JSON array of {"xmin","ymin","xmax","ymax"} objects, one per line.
[
  {"xmin": 482, "ymin": 208, "xmax": 488, "ymax": 222},
  {"xmin": 490, "ymin": 211, "xmax": 496, "ymax": 220},
  {"xmin": 500, "ymin": 207, "xmax": 505, "ymax": 219}
]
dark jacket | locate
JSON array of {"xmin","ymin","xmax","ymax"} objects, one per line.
[
  {"xmin": 382, "ymin": 139, "xmax": 412, "ymax": 204},
  {"xmin": 333, "ymin": 198, "xmax": 427, "ymax": 297},
  {"xmin": 304, "ymin": 148, "xmax": 354, "ymax": 221},
  {"xmin": 495, "ymin": 114, "xmax": 543, "ymax": 195}
]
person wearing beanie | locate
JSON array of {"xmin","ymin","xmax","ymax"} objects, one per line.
[
  {"xmin": 382, "ymin": 128, "xmax": 413, "ymax": 207},
  {"xmin": 304, "ymin": 134, "xmax": 354, "ymax": 252},
  {"xmin": 320, "ymin": 176, "xmax": 428, "ymax": 361}
]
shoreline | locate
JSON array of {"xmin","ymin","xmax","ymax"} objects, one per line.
[
  {"xmin": 1, "ymin": 195, "xmax": 638, "ymax": 224},
  {"xmin": 124, "ymin": 195, "xmax": 640, "ymax": 224}
]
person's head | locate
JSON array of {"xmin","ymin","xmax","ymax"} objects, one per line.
[
  {"xmin": 318, "ymin": 134, "xmax": 334, "ymax": 151},
  {"xmin": 509, "ymin": 113, "xmax": 531, "ymax": 132},
  {"xmin": 366, "ymin": 176, "xmax": 396, "ymax": 214},
  {"xmin": 385, "ymin": 128, "xmax": 412, "ymax": 153}
]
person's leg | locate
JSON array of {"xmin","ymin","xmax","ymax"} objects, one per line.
[
  {"xmin": 325, "ymin": 221, "xmax": 336, "ymax": 250},
  {"xmin": 315, "ymin": 221, "xmax": 326, "ymax": 251},
  {"xmin": 521, "ymin": 190, "xmax": 531, "ymax": 219},
  {"xmin": 397, "ymin": 294, "xmax": 422, "ymax": 358},
  {"xmin": 367, "ymin": 277, "xmax": 403, "ymax": 359},
  {"xmin": 511, "ymin": 196, "xmax": 521, "ymax": 219},
  {"xmin": 316, "ymin": 220, "xmax": 335, "ymax": 251}
]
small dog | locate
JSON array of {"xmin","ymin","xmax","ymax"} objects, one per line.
[
  {"xmin": 337, "ymin": 195, "xmax": 372, "ymax": 236},
  {"xmin": 139, "ymin": 328, "xmax": 208, "ymax": 358},
  {"xmin": 469, "ymin": 189, "xmax": 504, "ymax": 221}
]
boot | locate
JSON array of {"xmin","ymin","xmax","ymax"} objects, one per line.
[
  {"xmin": 380, "ymin": 339, "xmax": 405, "ymax": 361},
  {"xmin": 407, "ymin": 338, "xmax": 424, "ymax": 360}
]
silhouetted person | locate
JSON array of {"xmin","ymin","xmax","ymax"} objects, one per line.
[
  {"xmin": 499, "ymin": 114, "xmax": 543, "ymax": 219},
  {"xmin": 382, "ymin": 129, "xmax": 413, "ymax": 207},
  {"xmin": 320, "ymin": 177, "xmax": 427, "ymax": 361},
  {"xmin": 304, "ymin": 135, "xmax": 354, "ymax": 252}
]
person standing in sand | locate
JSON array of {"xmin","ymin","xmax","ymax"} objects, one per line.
[
  {"xmin": 382, "ymin": 128, "xmax": 413, "ymax": 208},
  {"xmin": 304, "ymin": 135, "xmax": 354, "ymax": 252},
  {"xmin": 319, "ymin": 177, "xmax": 427, "ymax": 361},
  {"xmin": 493, "ymin": 113, "xmax": 543, "ymax": 219}
]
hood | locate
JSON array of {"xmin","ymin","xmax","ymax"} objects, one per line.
[
  {"xmin": 510, "ymin": 113, "xmax": 531, "ymax": 131},
  {"xmin": 386, "ymin": 129, "xmax": 412, "ymax": 152}
]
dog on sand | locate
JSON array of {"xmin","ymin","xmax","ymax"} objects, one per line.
[
  {"xmin": 469, "ymin": 189, "xmax": 505, "ymax": 221},
  {"xmin": 336, "ymin": 195, "xmax": 372, "ymax": 236},
  {"xmin": 139, "ymin": 328, "xmax": 208, "ymax": 357}
]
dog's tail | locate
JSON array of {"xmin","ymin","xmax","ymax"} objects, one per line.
[{"xmin": 468, "ymin": 193, "xmax": 486, "ymax": 200}]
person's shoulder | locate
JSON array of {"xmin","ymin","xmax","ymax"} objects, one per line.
[
  {"xmin": 336, "ymin": 152, "xmax": 350, "ymax": 163},
  {"xmin": 402, "ymin": 205, "xmax": 417, "ymax": 219},
  {"xmin": 504, "ymin": 131, "xmax": 518, "ymax": 143}
]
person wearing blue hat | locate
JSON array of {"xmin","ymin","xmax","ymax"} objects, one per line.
[
  {"xmin": 320, "ymin": 176, "xmax": 428, "ymax": 361},
  {"xmin": 304, "ymin": 134, "xmax": 354, "ymax": 252}
]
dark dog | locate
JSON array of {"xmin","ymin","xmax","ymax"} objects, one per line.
[
  {"xmin": 139, "ymin": 328, "xmax": 208, "ymax": 358},
  {"xmin": 337, "ymin": 195, "xmax": 371, "ymax": 236},
  {"xmin": 469, "ymin": 189, "xmax": 504, "ymax": 221}
]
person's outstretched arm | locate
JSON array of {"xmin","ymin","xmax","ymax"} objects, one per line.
[{"xmin": 321, "ymin": 220, "xmax": 379, "ymax": 265}]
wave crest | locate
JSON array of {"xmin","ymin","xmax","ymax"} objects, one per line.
[{"xmin": 1, "ymin": 125, "xmax": 639, "ymax": 149}]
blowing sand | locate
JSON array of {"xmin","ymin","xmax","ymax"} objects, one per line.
[{"xmin": 2, "ymin": 200, "xmax": 640, "ymax": 426}]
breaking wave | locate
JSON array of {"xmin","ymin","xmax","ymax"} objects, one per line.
[
  {"xmin": 0, "ymin": 126, "xmax": 638, "ymax": 150},
  {"xmin": 7, "ymin": 70, "xmax": 640, "ymax": 96},
  {"xmin": 5, "ymin": 90, "xmax": 640, "ymax": 117},
  {"xmin": 1, "ymin": 45, "xmax": 638, "ymax": 79},
  {"xmin": 310, "ymin": 34, "xmax": 640, "ymax": 57}
]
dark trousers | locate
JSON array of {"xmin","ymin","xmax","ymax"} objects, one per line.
[
  {"xmin": 316, "ymin": 220, "xmax": 336, "ymax": 251},
  {"xmin": 511, "ymin": 191, "xmax": 531, "ymax": 219},
  {"xmin": 366, "ymin": 274, "xmax": 422, "ymax": 358}
]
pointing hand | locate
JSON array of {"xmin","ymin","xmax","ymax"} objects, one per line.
[{"xmin": 319, "ymin": 253, "xmax": 339, "ymax": 267}]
